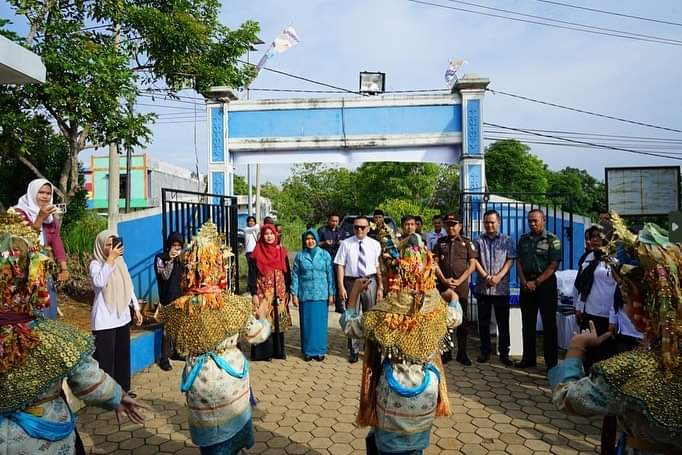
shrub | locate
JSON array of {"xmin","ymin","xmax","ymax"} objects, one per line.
[{"xmin": 61, "ymin": 211, "xmax": 107, "ymax": 260}]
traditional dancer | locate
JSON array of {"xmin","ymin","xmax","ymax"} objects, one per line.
[
  {"xmin": 341, "ymin": 233, "xmax": 462, "ymax": 454},
  {"xmin": 0, "ymin": 209, "xmax": 145, "ymax": 454},
  {"xmin": 159, "ymin": 221, "xmax": 271, "ymax": 454},
  {"xmin": 549, "ymin": 214, "xmax": 682, "ymax": 454}
]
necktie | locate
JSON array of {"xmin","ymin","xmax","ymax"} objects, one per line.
[{"xmin": 358, "ymin": 240, "xmax": 366, "ymax": 277}]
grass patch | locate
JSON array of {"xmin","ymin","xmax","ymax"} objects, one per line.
[{"xmin": 62, "ymin": 211, "xmax": 106, "ymax": 259}]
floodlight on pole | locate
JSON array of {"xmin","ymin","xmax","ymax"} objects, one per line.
[{"xmin": 359, "ymin": 71, "xmax": 385, "ymax": 95}]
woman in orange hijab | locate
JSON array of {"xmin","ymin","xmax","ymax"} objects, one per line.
[{"xmin": 250, "ymin": 224, "xmax": 292, "ymax": 361}]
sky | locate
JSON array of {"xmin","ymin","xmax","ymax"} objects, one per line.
[{"xmin": 3, "ymin": 0, "xmax": 682, "ymax": 186}]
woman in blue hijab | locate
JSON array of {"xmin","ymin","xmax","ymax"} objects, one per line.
[{"xmin": 291, "ymin": 228, "xmax": 336, "ymax": 361}]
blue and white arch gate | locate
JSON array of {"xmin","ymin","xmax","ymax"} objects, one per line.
[{"xmin": 207, "ymin": 74, "xmax": 489, "ymax": 199}]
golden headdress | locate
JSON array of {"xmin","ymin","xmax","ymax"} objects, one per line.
[
  {"xmin": 0, "ymin": 209, "xmax": 93, "ymax": 412},
  {"xmin": 363, "ymin": 233, "xmax": 451, "ymax": 364},
  {"xmin": 357, "ymin": 233, "xmax": 452, "ymax": 427},
  {"xmin": 592, "ymin": 213, "xmax": 682, "ymax": 435},
  {"xmin": 605, "ymin": 212, "xmax": 682, "ymax": 369},
  {"xmin": 0, "ymin": 209, "xmax": 52, "ymax": 373},
  {"xmin": 159, "ymin": 221, "xmax": 252, "ymax": 356}
]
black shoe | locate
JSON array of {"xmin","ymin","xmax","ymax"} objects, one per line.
[
  {"xmin": 159, "ymin": 361, "xmax": 173, "ymax": 371},
  {"xmin": 514, "ymin": 360, "xmax": 537, "ymax": 369},
  {"xmin": 303, "ymin": 355, "xmax": 313, "ymax": 362},
  {"xmin": 499, "ymin": 356, "xmax": 514, "ymax": 366},
  {"xmin": 476, "ymin": 354, "xmax": 489, "ymax": 364},
  {"xmin": 349, "ymin": 352, "xmax": 359, "ymax": 363},
  {"xmin": 456, "ymin": 354, "xmax": 472, "ymax": 366},
  {"xmin": 441, "ymin": 351, "xmax": 452, "ymax": 364},
  {"xmin": 315, "ymin": 355, "xmax": 325, "ymax": 362}
]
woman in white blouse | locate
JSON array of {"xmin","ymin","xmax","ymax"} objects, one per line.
[
  {"xmin": 573, "ymin": 225, "xmax": 615, "ymax": 369},
  {"xmin": 574, "ymin": 227, "xmax": 614, "ymax": 331},
  {"xmin": 90, "ymin": 230, "xmax": 143, "ymax": 397}
]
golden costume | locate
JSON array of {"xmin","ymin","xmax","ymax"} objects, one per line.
[
  {"xmin": 549, "ymin": 214, "xmax": 682, "ymax": 454},
  {"xmin": 159, "ymin": 221, "xmax": 271, "ymax": 453},
  {"xmin": 0, "ymin": 210, "xmax": 123, "ymax": 454},
  {"xmin": 341, "ymin": 233, "xmax": 462, "ymax": 454}
]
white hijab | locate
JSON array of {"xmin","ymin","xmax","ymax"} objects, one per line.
[
  {"xmin": 14, "ymin": 178, "xmax": 54, "ymax": 225},
  {"xmin": 93, "ymin": 230, "xmax": 134, "ymax": 316}
]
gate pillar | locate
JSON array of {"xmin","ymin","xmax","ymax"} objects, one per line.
[
  {"xmin": 454, "ymin": 75, "xmax": 490, "ymax": 227},
  {"xmin": 454, "ymin": 74, "xmax": 490, "ymax": 195}
]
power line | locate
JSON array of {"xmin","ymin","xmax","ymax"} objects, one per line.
[
  {"xmin": 484, "ymin": 137, "xmax": 682, "ymax": 156},
  {"xmin": 441, "ymin": 0, "xmax": 682, "ymax": 44},
  {"xmin": 238, "ymin": 59, "xmax": 359, "ymax": 94},
  {"xmin": 484, "ymin": 135, "xmax": 682, "ymax": 153},
  {"xmin": 407, "ymin": 0, "xmax": 682, "ymax": 47},
  {"xmin": 484, "ymin": 129, "xmax": 682, "ymax": 146},
  {"xmin": 484, "ymin": 127, "xmax": 682, "ymax": 143},
  {"xmin": 138, "ymin": 93, "xmax": 204, "ymax": 106},
  {"xmin": 154, "ymin": 119, "xmax": 208, "ymax": 125},
  {"xmin": 135, "ymin": 102, "xmax": 200, "ymax": 111},
  {"xmin": 533, "ymin": 0, "xmax": 682, "ymax": 27},
  {"xmin": 487, "ymin": 88, "xmax": 682, "ymax": 134},
  {"xmin": 250, "ymin": 87, "xmax": 350, "ymax": 94},
  {"xmin": 484, "ymin": 122, "xmax": 682, "ymax": 161}
]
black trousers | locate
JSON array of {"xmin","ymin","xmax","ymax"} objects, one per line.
[
  {"xmin": 159, "ymin": 326, "xmax": 173, "ymax": 367},
  {"xmin": 476, "ymin": 294, "xmax": 511, "ymax": 358},
  {"xmin": 245, "ymin": 252, "xmax": 258, "ymax": 295},
  {"xmin": 520, "ymin": 275, "xmax": 558, "ymax": 368},
  {"xmin": 93, "ymin": 323, "xmax": 132, "ymax": 392}
]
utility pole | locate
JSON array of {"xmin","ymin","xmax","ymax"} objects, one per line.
[
  {"xmin": 255, "ymin": 164, "xmax": 261, "ymax": 222},
  {"xmin": 107, "ymin": 143, "xmax": 120, "ymax": 229},
  {"xmin": 107, "ymin": 24, "xmax": 121, "ymax": 231},
  {"xmin": 247, "ymin": 164, "xmax": 253, "ymax": 216},
  {"xmin": 124, "ymin": 147, "xmax": 132, "ymax": 213}
]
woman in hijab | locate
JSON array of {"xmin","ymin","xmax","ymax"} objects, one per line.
[
  {"xmin": 249, "ymin": 224, "xmax": 291, "ymax": 361},
  {"xmin": 90, "ymin": 230, "xmax": 143, "ymax": 396},
  {"xmin": 13, "ymin": 178, "xmax": 68, "ymax": 320},
  {"xmin": 155, "ymin": 232, "xmax": 185, "ymax": 371},
  {"xmin": 291, "ymin": 228, "xmax": 335, "ymax": 361}
]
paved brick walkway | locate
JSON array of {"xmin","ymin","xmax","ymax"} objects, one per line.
[{"xmin": 77, "ymin": 311, "xmax": 601, "ymax": 454}]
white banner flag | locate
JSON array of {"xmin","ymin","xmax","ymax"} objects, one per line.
[
  {"xmin": 256, "ymin": 26, "xmax": 301, "ymax": 70},
  {"xmin": 444, "ymin": 59, "xmax": 465, "ymax": 88}
]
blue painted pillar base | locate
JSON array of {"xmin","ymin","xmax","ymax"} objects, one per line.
[{"xmin": 130, "ymin": 325, "xmax": 163, "ymax": 375}]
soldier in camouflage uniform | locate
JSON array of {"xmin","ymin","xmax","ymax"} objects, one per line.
[{"xmin": 516, "ymin": 209, "xmax": 561, "ymax": 370}]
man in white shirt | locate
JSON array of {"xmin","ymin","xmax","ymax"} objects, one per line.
[
  {"xmin": 334, "ymin": 216, "xmax": 383, "ymax": 363},
  {"xmin": 426, "ymin": 214, "xmax": 447, "ymax": 251},
  {"xmin": 244, "ymin": 216, "xmax": 260, "ymax": 294}
]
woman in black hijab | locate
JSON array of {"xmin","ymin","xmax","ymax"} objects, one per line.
[{"xmin": 155, "ymin": 232, "xmax": 184, "ymax": 370}]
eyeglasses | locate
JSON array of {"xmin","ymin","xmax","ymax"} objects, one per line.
[{"xmin": 353, "ymin": 225, "xmax": 369, "ymax": 230}]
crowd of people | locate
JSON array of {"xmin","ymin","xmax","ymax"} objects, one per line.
[{"xmin": 1, "ymin": 177, "xmax": 680, "ymax": 454}]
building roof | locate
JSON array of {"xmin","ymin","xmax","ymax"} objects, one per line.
[{"xmin": 0, "ymin": 35, "xmax": 46, "ymax": 84}]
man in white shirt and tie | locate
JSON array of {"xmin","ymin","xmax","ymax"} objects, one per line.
[{"xmin": 334, "ymin": 216, "xmax": 383, "ymax": 363}]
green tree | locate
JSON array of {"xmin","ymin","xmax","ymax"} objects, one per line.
[
  {"xmin": 275, "ymin": 163, "xmax": 358, "ymax": 222},
  {"xmin": 430, "ymin": 164, "xmax": 460, "ymax": 214},
  {"xmin": 3, "ymin": 2, "xmax": 260, "ymax": 203},
  {"xmin": 354, "ymin": 162, "xmax": 441, "ymax": 213},
  {"xmin": 547, "ymin": 167, "xmax": 605, "ymax": 217},
  {"xmin": 379, "ymin": 199, "xmax": 439, "ymax": 224},
  {"xmin": 0, "ymin": 85, "xmax": 71, "ymax": 210},
  {"xmin": 233, "ymin": 175, "xmax": 249, "ymax": 195},
  {"xmin": 485, "ymin": 139, "xmax": 550, "ymax": 202}
]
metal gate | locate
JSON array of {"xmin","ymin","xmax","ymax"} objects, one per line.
[
  {"xmin": 161, "ymin": 188, "xmax": 240, "ymax": 292},
  {"xmin": 459, "ymin": 192, "xmax": 575, "ymax": 320}
]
